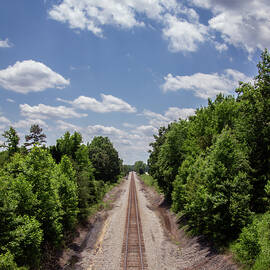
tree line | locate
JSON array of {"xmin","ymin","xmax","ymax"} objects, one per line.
[
  {"xmin": 0, "ymin": 126, "xmax": 122, "ymax": 269},
  {"xmin": 122, "ymin": 160, "xmax": 148, "ymax": 176},
  {"xmin": 147, "ymin": 49, "xmax": 270, "ymax": 270}
]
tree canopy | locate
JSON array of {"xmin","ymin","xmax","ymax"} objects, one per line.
[{"xmin": 147, "ymin": 49, "xmax": 270, "ymax": 269}]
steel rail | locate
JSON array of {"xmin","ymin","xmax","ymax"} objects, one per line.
[
  {"xmin": 123, "ymin": 172, "xmax": 145, "ymax": 270},
  {"xmin": 134, "ymin": 174, "xmax": 144, "ymax": 269},
  {"xmin": 123, "ymin": 175, "xmax": 132, "ymax": 269}
]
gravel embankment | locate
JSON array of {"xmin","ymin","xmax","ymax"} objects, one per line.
[
  {"xmin": 62, "ymin": 172, "xmax": 238, "ymax": 270},
  {"xmin": 134, "ymin": 173, "xmax": 238, "ymax": 270},
  {"xmin": 75, "ymin": 175, "xmax": 130, "ymax": 270}
]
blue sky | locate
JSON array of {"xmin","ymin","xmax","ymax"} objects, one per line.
[{"xmin": 0, "ymin": 0, "xmax": 268, "ymax": 164}]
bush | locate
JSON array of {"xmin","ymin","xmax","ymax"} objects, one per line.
[
  {"xmin": 0, "ymin": 250, "xmax": 28, "ymax": 270},
  {"xmin": 232, "ymin": 212, "xmax": 270, "ymax": 270},
  {"xmin": 140, "ymin": 174, "xmax": 161, "ymax": 193},
  {"xmin": 8, "ymin": 216, "xmax": 42, "ymax": 268}
]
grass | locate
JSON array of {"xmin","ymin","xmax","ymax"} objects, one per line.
[
  {"xmin": 88, "ymin": 178, "xmax": 123, "ymax": 216},
  {"xmin": 139, "ymin": 174, "xmax": 162, "ymax": 194}
]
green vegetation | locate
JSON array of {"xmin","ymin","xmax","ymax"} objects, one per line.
[
  {"xmin": 140, "ymin": 174, "xmax": 161, "ymax": 193},
  {"xmin": 122, "ymin": 161, "xmax": 148, "ymax": 175},
  {"xmin": 0, "ymin": 124, "xmax": 122, "ymax": 269},
  {"xmin": 147, "ymin": 49, "xmax": 270, "ymax": 269}
]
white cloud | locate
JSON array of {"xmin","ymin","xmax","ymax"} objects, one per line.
[
  {"xmin": 13, "ymin": 119, "xmax": 48, "ymax": 129},
  {"xmin": 143, "ymin": 106, "xmax": 195, "ymax": 128},
  {"xmin": 48, "ymin": 0, "xmax": 181, "ymax": 37},
  {"xmin": 49, "ymin": 0, "xmax": 210, "ymax": 53},
  {"xmin": 20, "ymin": 104, "xmax": 87, "ymax": 119},
  {"xmin": 214, "ymin": 41, "xmax": 228, "ymax": 52},
  {"xmin": 49, "ymin": 0, "xmax": 146, "ymax": 37},
  {"xmin": 58, "ymin": 94, "xmax": 136, "ymax": 113},
  {"xmin": 53, "ymin": 119, "xmax": 157, "ymax": 163},
  {"xmin": 86, "ymin": 124, "xmax": 125, "ymax": 137},
  {"xmin": 136, "ymin": 125, "xmax": 158, "ymax": 137},
  {"xmin": 0, "ymin": 60, "xmax": 70, "ymax": 94},
  {"xmin": 165, "ymin": 107, "xmax": 195, "ymax": 120},
  {"xmin": 123, "ymin": 122, "xmax": 136, "ymax": 128},
  {"xmin": 162, "ymin": 69, "xmax": 251, "ymax": 99},
  {"xmin": 0, "ymin": 116, "xmax": 11, "ymax": 124},
  {"xmin": 192, "ymin": 0, "xmax": 270, "ymax": 55},
  {"xmin": 48, "ymin": 0, "xmax": 270, "ymax": 56},
  {"xmin": 143, "ymin": 109, "xmax": 169, "ymax": 128},
  {"xmin": 162, "ymin": 14, "xmax": 208, "ymax": 52},
  {"xmin": 0, "ymin": 38, "xmax": 12, "ymax": 48},
  {"xmin": 6, "ymin": 98, "xmax": 15, "ymax": 103},
  {"xmin": 55, "ymin": 120, "xmax": 81, "ymax": 131},
  {"xmin": 56, "ymin": 120, "xmax": 127, "ymax": 137}
]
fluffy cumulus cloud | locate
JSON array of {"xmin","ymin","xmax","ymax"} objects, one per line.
[
  {"xmin": 0, "ymin": 60, "xmax": 70, "ymax": 94},
  {"xmin": 52, "ymin": 103, "xmax": 194, "ymax": 164},
  {"xmin": 165, "ymin": 107, "xmax": 196, "ymax": 120},
  {"xmin": 13, "ymin": 119, "xmax": 48, "ymax": 129},
  {"xmin": 0, "ymin": 38, "xmax": 12, "ymax": 48},
  {"xmin": 49, "ymin": 0, "xmax": 270, "ymax": 55},
  {"xmin": 49, "ymin": 0, "xmax": 178, "ymax": 36},
  {"xmin": 163, "ymin": 69, "xmax": 251, "ymax": 99},
  {"xmin": 0, "ymin": 116, "xmax": 11, "ymax": 124},
  {"xmin": 20, "ymin": 104, "xmax": 87, "ymax": 119},
  {"xmin": 143, "ymin": 106, "xmax": 195, "ymax": 128},
  {"xmin": 58, "ymin": 94, "xmax": 136, "ymax": 113},
  {"xmin": 191, "ymin": 0, "xmax": 270, "ymax": 55},
  {"xmin": 136, "ymin": 125, "xmax": 158, "ymax": 137},
  {"xmin": 49, "ymin": 0, "xmax": 213, "ymax": 53},
  {"xmin": 86, "ymin": 124, "xmax": 125, "ymax": 137},
  {"xmin": 162, "ymin": 14, "xmax": 208, "ymax": 52},
  {"xmin": 143, "ymin": 109, "xmax": 170, "ymax": 128},
  {"xmin": 54, "ymin": 119, "xmax": 155, "ymax": 164}
]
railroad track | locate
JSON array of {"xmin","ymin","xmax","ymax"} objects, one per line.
[{"xmin": 121, "ymin": 172, "xmax": 148, "ymax": 270}]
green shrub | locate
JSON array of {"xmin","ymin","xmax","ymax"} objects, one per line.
[
  {"xmin": 140, "ymin": 174, "xmax": 161, "ymax": 193},
  {"xmin": 231, "ymin": 217, "xmax": 260, "ymax": 266},
  {"xmin": 0, "ymin": 250, "xmax": 27, "ymax": 270},
  {"xmin": 8, "ymin": 215, "xmax": 43, "ymax": 268},
  {"xmin": 232, "ymin": 212, "xmax": 270, "ymax": 270}
]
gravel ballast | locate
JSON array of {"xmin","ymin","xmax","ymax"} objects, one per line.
[
  {"xmin": 76, "ymin": 175, "xmax": 130, "ymax": 270},
  {"xmin": 62, "ymin": 172, "xmax": 238, "ymax": 270}
]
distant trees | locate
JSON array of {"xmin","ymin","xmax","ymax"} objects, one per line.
[
  {"xmin": 134, "ymin": 161, "xmax": 147, "ymax": 174},
  {"xmin": 147, "ymin": 49, "xmax": 270, "ymax": 269},
  {"xmin": 88, "ymin": 136, "xmax": 121, "ymax": 183}
]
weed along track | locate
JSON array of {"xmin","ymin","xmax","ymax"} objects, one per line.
[{"xmin": 121, "ymin": 172, "xmax": 148, "ymax": 269}]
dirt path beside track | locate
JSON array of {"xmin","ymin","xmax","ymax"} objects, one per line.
[{"xmin": 135, "ymin": 173, "xmax": 238, "ymax": 270}]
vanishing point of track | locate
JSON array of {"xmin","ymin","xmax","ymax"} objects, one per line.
[{"xmin": 121, "ymin": 172, "xmax": 148, "ymax": 269}]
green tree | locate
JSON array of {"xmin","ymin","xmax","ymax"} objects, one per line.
[
  {"xmin": 0, "ymin": 250, "xmax": 28, "ymax": 270},
  {"xmin": 148, "ymin": 126, "xmax": 170, "ymax": 188},
  {"xmin": 24, "ymin": 124, "xmax": 46, "ymax": 148},
  {"xmin": 75, "ymin": 145, "xmax": 97, "ymax": 220},
  {"xmin": 56, "ymin": 155, "xmax": 79, "ymax": 230},
  {"xmin": 23, "ymin": 147, "xmax": 63, "ymax": 244},
  {"xmin": 156, "ymin": 120, "xmax": 188, "ymax": 200},
  {"xmin": 235, "ymin": 49, "xmax": 270, "ymax": 212},
  {"xmin": 182, "ymin": 129, "xmax": 251, "ymax": 242},
  {"xmin": 88, "ymin": 136, "xmax": 120, "ymax": 183},
  {"xmin": 134, "ymin": 161, "xmax": 147, "ymax": 174},
  {"xmin": 0, "ymin": 164, "xmax": 43, "ymax": 268},
  {"xmin": 232, "ymin": 212, "xmax": 270, "ymax": 270},
  {"xmin": 1, "ymin": 127, "xmax": 20, "ymax": 157},
  {"xmin": 50, "ymin": 131, "xmax": 82, "ymax": 163}
]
